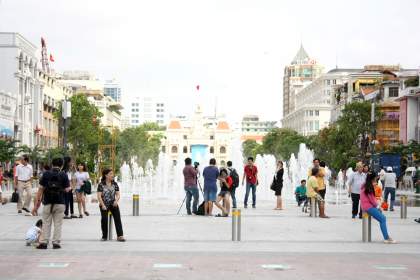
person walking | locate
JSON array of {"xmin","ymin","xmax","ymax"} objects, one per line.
[
  {"xmin": 63, "ymin": 157, "xmax": 77, "ymax": 219},
  {"xmin": 203, "ymin": 158, "xmax": 219, "ymax": 216},
  {"xmin": 14, "ymin": 155, "xmax": 33, "ymax": 215},
  {"xmin": 348, "ymin": 162, "xmax": 366, "ymax": 219},
  {"xmin": 272, "ymin": 161, "xmax": 284, "ymax": 210},
  {"xmin": 183, "ymin": 158, "xmax": 199, "ymax": 215},
  {"xmin": 307, "ymin": 167, "xmax": 329, "ymax": 218},
  {"xmin": 74, "ymin": 163, "xmax": 90, "ymax": 218},
  {"xmin": 242, "ymin": 157, "xmax": 258, "ymax": 209},
  {"xmin": 32, "ymin": 158, "xmax": 70, "ymax": 249},
  {"xmin": 361, "ymin": 172, "xmax": 396, "ymax": 243},
  {"xmin": 226, "ymin": 161, "xmax": 239, "ymax": 209},
  {"xmin": 97, "ymin": 168, "xmax": 125, "ymax": 242},
  {"xmin": 383, "ymin": 167, "xmax": 397, "ymax": 211}
]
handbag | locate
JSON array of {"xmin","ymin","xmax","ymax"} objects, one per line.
[
  {"xmin": 270, "ymin": 176, "xmax": 277, "ymax": 191},
  {"xmin": 11, "ymin": 190, "xmax": 19, "ymax": 203},
  {"xmin": 82, "ymin": 180, "xmax": 92, "ymax": 195}
]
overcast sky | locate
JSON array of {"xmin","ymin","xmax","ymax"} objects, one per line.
[{"xmin": 1, "ymin": 0, "xmax": 419, "ymax": 122}]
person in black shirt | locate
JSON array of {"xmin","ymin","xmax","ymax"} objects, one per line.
[
  {"xmin": 97, "ymin": 168, "xmax": 125, "ymax": 242},
  {"xmin": 32, "ymin": 158, "xmax": 70, "ymax": 249},
  {"xmin": 273, "ymin": 161, "xmax": 284, "ymax": 210}
]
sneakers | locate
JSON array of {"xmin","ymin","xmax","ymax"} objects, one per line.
[
  {"xmin": 22, "ymin": 207, "xmax": 30, "ymax": 213},
  {"xmin": 36, "ymin": 243, "xmax": 48, "ymax": 249},
  {"xmin": 384, "ymin": 238, "xmax": 397, "ymax": 244},
  {"xmin": 52, "ymin": 243, "xmax": 61, "ymax": 249}
]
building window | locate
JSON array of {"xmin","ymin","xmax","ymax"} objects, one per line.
[
  {"xmin": 210, "ymin": 135, "xmax": 214, "ymax": 140},
  {"xmin": 183, "ymin": 135, "xmax": 187, "ymax": 140},
  {"xmin": 210, "ymin": 146, "xmax": 214, "ymax": 154},
  {"xmin": 315, "ymin": 110, "xmax": 319, "ymax": 116},
  {"xmin": 389, "ymin": 87, "xmax": 399, "ymax": 97},
  {"xmin": 315, "ymin": 121, "xmax": 319, "ymax": 131},
  {"xmin": 333, "ymin": 79, "xmax": 336, "ymax": 85},
  {"xmin": 326, "ymin": 80, "xmax": 330, "ymax": 86},
  {"xmin": 183, "ymin": 146, "xmax": 188, "ymax": 153},
  {"xmin": 162, "ymin": 146, "xmax": 166, "ymax": 153},
  {"xmin": 220, "ymin": 146, "xmax": 226, "ymax": 154},
  {"xmin": 171, "ymin": 146, "xmax": 178, "ymax": 153},
  {"xmin": 309, "ymin": 110, "xmax": 313, "ymax": 116}
]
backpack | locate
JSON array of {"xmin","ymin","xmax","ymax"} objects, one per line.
[
  {"xmin": 230, "ymin": 168, "xmax": 240, "ymax": 188},
  {"xmin": 44, "ymin": 169, "xmax": 64, "ymax": 205}
]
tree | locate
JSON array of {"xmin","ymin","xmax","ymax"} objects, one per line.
[
  {"xmin": 261, "ymin": 128, "xmax": 308, "ymax": 160},
  {"xmin": 55, "ymin": 94, "xmax": 102, "ymax": 164},
  {"xmin": 242, "ymin": 140, "xmax": 261, "ymax": 159},
  {"xmin": 0, "ymin": 139, "xmax": 22, "ymax": 164},
  {"xmin": 336, "ymin": 101, "xmax": 382, "ymax": 161}
]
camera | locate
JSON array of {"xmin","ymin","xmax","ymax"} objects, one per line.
[{"xmin": 194, "ymin": 162, "xmax": 200, "ymax": 169}]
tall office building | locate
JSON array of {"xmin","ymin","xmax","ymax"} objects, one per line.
[
  {"xmin": 104, "ymin": 79, "xmax": 121, "ymax": 103},
  {"xmin": 282, "ymin": 44, "xmax": 323, "ymax": 118},
  {"xmin": 129, "ymin": 96, "xmax": 168, "ymax": 126}
]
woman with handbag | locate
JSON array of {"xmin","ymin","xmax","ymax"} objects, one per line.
[
  {"xmin": 97, "ymin": 168, "xmax": 125, "ymax": 241},
  {"xmin": 272, "ymin": 161, "xmax": 284, "ymax": 210},
  {"xmin": 75, "ymin": 163, "xmax": 90, "ymax": 218}
]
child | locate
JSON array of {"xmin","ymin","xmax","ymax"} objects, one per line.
[
  {"xmin": 25, "ymin": 219, "xmax": 42, "ymax": 246},
  {"xmin": 295, "ymin": 180, "xmax": 307, "ymax": 207},
  {"xmin": 374, "ymin": 177, "xmax": 383, "ymax": 204}
]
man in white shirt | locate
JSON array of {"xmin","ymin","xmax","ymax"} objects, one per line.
[
  {"xmin": 383, "ymin": 166, "xmax": 397, "ymax": 211},
  {"xmin": 14, "ymin": 155, "xmax": 33, "ymax": 214},
  {"xmin": 348, "ymin": 162, "xmax": 366, "ymax": 219}
]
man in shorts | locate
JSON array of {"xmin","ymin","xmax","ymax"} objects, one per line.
[{"xmin": 203, "ymin": 158, "xmax": 219, "ymax": 216}]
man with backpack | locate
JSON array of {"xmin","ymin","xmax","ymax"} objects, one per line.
[
  {"xmin": 227, "ymin": 161, "xmax": 239, "ymax": 209},
  {"xmin": 32, "ymin": 158, "xmax": 70, "ymax": 249}
]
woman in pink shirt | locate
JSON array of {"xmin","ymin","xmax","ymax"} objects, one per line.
[{"xmin": 361, "ymin": 172, "xmax": 396, "ymax": 244}]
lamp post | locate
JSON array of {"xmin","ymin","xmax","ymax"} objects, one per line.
[{"xmin": 62, "ymin": 99, "xmax": 71, "ymax": 154}]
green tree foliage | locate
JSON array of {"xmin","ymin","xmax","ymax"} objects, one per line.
[
  {"xmin": 242, "ymin": 140, "xmax": 261, "ymax": 160},
  {"xmin": 55, "ymin": 94, "xmax": 103, "ymax": 165},
  {"xmin": 0, "ymin": 139, "xmax": 22, "ymax": 164},
  {"xmin": 117, "ymin": 123, "xmax": 163, "ymax": 169},
  {"xmin": 261, "ymin": 128, "xmax": 308, "ymax": 160}
]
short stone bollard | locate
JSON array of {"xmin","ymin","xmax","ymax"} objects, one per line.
[
  {"xmin": 400, "ymin": 195, "xmax": 408, "ymax": 219},
  {"xmin": 362, "ymin": 212, "xmax": 372, "ymax": 242},
  {"xmin": 107, "ymin": 211, "xmax": 113, "ymax": 241},
  {"xmin": 133, "ymin": 194, "xmax": 140, "ymax": 216},
  {"xmin": 232, "ymin": 209, "xmax": 241, "ymax": 241}
]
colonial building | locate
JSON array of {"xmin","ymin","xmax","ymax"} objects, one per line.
[
  {"xmin": 0, "ymin": 32, "xmax": 41, "ymax": 147},
  {"xmin": 282, "ymin": 44, "xmax": 323, "ymax": 118},
  {"xmin": 162, "ymin": 105, "xmax": 233, "ymax": 167},
  {"xmin": 283, "ymin": 69, "xmax": 357, "ymax": 135},
  {"xmin": 38, "ymin": 71, "xmax": 72, "ymax": 149}
]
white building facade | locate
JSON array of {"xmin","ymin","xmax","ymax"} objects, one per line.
[
  {"xmin": 104, "ymin": 79, "xmax": 121, "ymax": 103},
  {"xmin": 0, "ymin": 32, "xmax": 41, "ymax": 147},
  {"xmin": 282, "ymin": 69, "xmax": 356, "ymax": 136},
  {"xmin": 129, "ymin": 96, "xmax": 168, "ymax": 127}
]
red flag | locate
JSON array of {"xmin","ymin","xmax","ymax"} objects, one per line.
[
  {"xmin": 196, "ymin": 85, "xmax": 200, "ymax": 91},
  {"xmin": 49, "ymin": 54, "xmax": 55, "ymax": 62}
]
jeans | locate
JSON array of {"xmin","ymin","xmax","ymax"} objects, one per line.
[
  {"xmin": 384, "ymin": 187, "xmax": 396, "ymax": 210},
  {"xmin": 367, "ymin": 207, "xmax": 390, "ymax": 240},
  {"xmin": 244, "ymin": 183, "xmax": 256, "ymax": 207},
  {"xmin": 185, "ymin": 186, "xmax": 199, "ymax": 214},
  {"xmin": 100, "ymin": 205, "xmax": 124, "ymax": 238},
  {"xmin": 351, "ymin": 193, "xmax": 362, "ymax": 218},
  {"xmin": 230, "ymin": 187, "xmax": 237, "ymax": 208},
  {"xmin": 64, "ymin": 190, "xmax": 74, "ymax": 216}
]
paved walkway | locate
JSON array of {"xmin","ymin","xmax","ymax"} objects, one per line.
[{"xmin": 0, "ymin": 197, "xmax": 419, "ymax": 280}]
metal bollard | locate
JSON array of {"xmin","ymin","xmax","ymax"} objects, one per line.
[
  {"xmin": 362, "ymin": 212, "xmax": 372, "ymax": 242},
  {"xmin": 133, "ymin": 194, "xmax": 140, "ymax": 216},
  {"xmin": 400, "ymin": 195, "xmax": 408, "ymax": 219},
  {"xmin": 310, "ymin": 197, "xmax": 317, "ymax": 217},
  {"xmin": 232, "ymin": 209, "xmax": 241, "ymax": 241},
  {"xmin": 107, "ymin": 211, "xmax": 113, "ymax": 241}
]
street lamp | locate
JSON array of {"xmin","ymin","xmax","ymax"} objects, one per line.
[{"xmin": 62, "ymin": 99, "xmax": 71, "ymax": 153}]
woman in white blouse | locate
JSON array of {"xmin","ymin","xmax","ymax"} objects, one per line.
[{"xmin": 75, "ymin": 163, "xmax": 90, "ymax": 218}]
